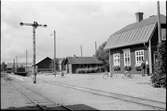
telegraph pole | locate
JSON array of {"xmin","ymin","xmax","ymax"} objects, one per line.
[
  {"xmin": 20, "ymin": 21, "xmax": 47, "ymax": 84},
  {"xmin": 16, "ymin": 56, "xmax": 18, "ymax": 71},
  {"xmin": 95, "ymin": 41, "xmax": 97, "ymax": 54},
  {"xmin": 157, "ymin": 1, "xmax": 162, "ymax": 44},
  {"xmin": 26, "ymin": 49, "xmax": 28, "ymax": 72},
  {"xmin": 53, "ymin": 30, "xmax": 56, "ymax": 76},
  {"xmin": 80, "ymin": 45, "xmax": 83, "ymax": 56},
  {"xmin": 13, "ymin": 58, "xmax": 15, "ymax": 73}
]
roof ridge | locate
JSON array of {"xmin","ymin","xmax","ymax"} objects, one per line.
[
  {"xmin": 112, "ymin": 14, "xmax": 166, "ymax": 36},
  {"xmin": 112, "ymin": 23, "xmax": 157, "ymax": 36}
]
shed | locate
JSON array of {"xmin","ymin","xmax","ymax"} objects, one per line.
[{"xmin": 62, "ymin": 56, "xmax": 103, "ymax": 73}]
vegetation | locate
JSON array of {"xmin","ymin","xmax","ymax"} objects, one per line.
[
  {"xmin": 135, "ymin": 66, "xmax": 142, "ymax": 71},
  {"xmin": 151, "ymin": 41, "xmax": 166, "ymax": 88},
  {"xmin": 76, "ymin": 67, "xmax": 104, "ymax": 74},
  {"xmin": 76, "ymin": 67, "xmax": 101, "ymax": 73},
  {"xmin": 1, "ymin": 62, "xmax": 7, "ymax": 72},
  {"xmin": 124, "ymin": 66, "xmax": 131, "ymax": 71},
  {"xmin": 95, "ymin": 41, "xmax": 109, "ymax": 71},
  {"xmin": 113, "ymin": 66, "xmax": 121, "ymax": 71}
]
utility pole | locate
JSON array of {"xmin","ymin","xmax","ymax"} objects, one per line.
[
  {"xmin": 26, "ymin": 49, "xmax": 28, "ymax": 72},
  {"xmin": 53, "ymin": 30, "xmax": 56, "ymax": 76},
  {"xmin": 157, "ymin": 1, "xmax": 162, "ymax": 44},
  {"xmin": 95, "ymin": 41, "xmax": 97, "ymax": 54},
  {"xmin": 80, "ymin": 45, "xmax": 83, "ymax": 56},
  {"xmin": 13, "ymin": 58, "xmax": 15, "ymax": 73},
  {"xmin": 16, "ymin": 56, "xmax": 18, "ymax": 71},
  {"xmin": 20, "ymin": 21, "xmax": 47, "ymax": 84}
]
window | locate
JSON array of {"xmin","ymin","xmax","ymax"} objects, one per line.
[
  {"xmin": 161, "ymin": 28, "xmax": 166, "ymax": 41},
  {"xmin": 135, "ymin": 50, "xmax": 144, "ymax": 66},
  {"xmin": 113, "ymin": 53, "xmax": 120, "ymax": 66},
  {"xmin": 123, "ymin": 49, "xmax": 131, "ymax": 66}
]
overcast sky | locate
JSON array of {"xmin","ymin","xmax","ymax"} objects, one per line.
[{"xmin": 1, "ymin": 0, "xmax": 166, "ymax": 63}]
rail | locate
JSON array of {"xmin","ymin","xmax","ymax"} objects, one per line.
[
  {"xmin": 38, "ymin": 78, "xmax": 166, "ymax": 110},
  {"xmin": 8, "ymin": 78, "xmax": 74, "ymax": 110}
]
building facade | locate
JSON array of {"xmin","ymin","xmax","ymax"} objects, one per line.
[
  {"xmin": 62, "ymin": 56, "xmax": 103, "ymax": 74},
  {"xmin": 35, "ymin": 57, "xmax": 63, "ymax": 73},
  {"xmin": 35, "ymin": 57, "xmax": 53, "ymax": 72},
  {"xmin": 105, "ymin": 12, "xmax": 166, "ymax": 75}
]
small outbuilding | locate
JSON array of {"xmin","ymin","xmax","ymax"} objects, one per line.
[
  {"xmin": 35, "ymin": 57, "xmax": 53, "ymax": 72},
  {"xmin": 62, "ymin": 56, "xmax": 103, "ymax": 74},
  {"xmin": 35, "ymin": 57, "xmax": 62, "ymax": 73}
]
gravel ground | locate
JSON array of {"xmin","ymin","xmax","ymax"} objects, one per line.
[
  {"xmin": 1, "ymin": 77, "xmax": 29, "ymax": 109},
  {"xmin": 2, "ymin": 73, "xmax": 166, "ymax": 110},
  {"xmin": 35, "ymin": 73, "xmax": 166, "ymax": 102}
]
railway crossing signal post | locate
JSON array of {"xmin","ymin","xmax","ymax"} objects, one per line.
[{"xmin": 20, "ymin": 21, "xmax": 47, "ymax": 84}]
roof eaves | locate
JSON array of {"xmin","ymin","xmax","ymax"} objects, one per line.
[
  {"xmin": 105, "ymin": 23, "xmax": 156, "ymax": 50},
  {"xmin": 106, "ymin": 42, "xmax": 148, "ymax": 50}
]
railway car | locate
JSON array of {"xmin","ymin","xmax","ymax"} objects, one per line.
[
  {"xmin": 14, "ymin": 66, "xmax": 28, "ymax": 76},
  {"xmin": 6, "ymin": 68, "xmax": 13, "ymax": 73}
]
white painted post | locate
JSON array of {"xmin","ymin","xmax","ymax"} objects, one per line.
[{"xmin": 148, "ymin": 39, "xmax": 152, "ymax": 74}]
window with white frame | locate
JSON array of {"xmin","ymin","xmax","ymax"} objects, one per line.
[
  {"xmin": 135, "ymin": 50, "xmax": 144, "ymax": 66},
  {"xmin": 161, "ymin": 29, "xmax": 166, "ymax": 41},
  {"xmin": 113, "ymin": 53, "xmax": 120, "ymax": 66},
  {"xmin": 123, "ymin": 49, "xmax": 131, "ymax": 66}
]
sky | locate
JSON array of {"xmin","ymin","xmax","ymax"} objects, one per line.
[{"xmin": 1, "ymin": 0, "xmax": 166, "ymax": 63}]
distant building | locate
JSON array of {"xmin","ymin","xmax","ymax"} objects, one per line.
[
  {"xmin": 62, "ymin": 56, "xmax": 103, "ymax": 74},
  {"xmin": 35, "ymin": 57, "xmax": 63, "ymax": 73},
  {"xmin": 104, "ymin": 12, "xmax": 166, "ymax": 75},
  {"xmin": 35, "ymin": 57, "xmax": 53, "ymax": 72},
  {"xmin": 6, "ymin": 63, "xmax": 13, "ymax": 73},
  {"xmin": 6, "ymin": 62, "xmax": 32, "ymax": 73}
]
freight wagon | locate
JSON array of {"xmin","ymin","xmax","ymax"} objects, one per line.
[{"xmin": 14, "ymin": 66, "xmax": 27, "ymax": 76}]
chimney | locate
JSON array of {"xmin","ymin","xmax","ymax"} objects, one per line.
[{"xmin": 135, "ymin": 12, "xmax": 143, "ymax": 22}]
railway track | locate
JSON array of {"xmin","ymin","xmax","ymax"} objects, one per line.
[
  {"xmin": 38, "ymin": 78, "xmax": 166, "ymax": 110},
  {"xmin": 7, "ymin": 78, "xmax": 76, "ymax": 110},
  {"xmin": 5, "ymin": 74, "xmax": 165, "ymax": 110}
]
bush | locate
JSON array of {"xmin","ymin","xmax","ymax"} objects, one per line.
[
  {"xmin": 113, "ymin": 66, "xmax": 121, "ymax": 71},
  {"xmin": 135, "ymin": 66, "xmax": 142, "ymax": 71},
  {"xmin": 124, "ymin": 66, "xmax": 131, "ymax": 71},
  {"xmin": 151, "ymin": 73, "xmax": 166, "ymax": 88},
  {"xmin": 151, "ymin": 41, "xmax": 166, "ymax": 88},
  {"xmin": 95, "ymin": 41, "xmax": 109, "ymax": 72},
  {"xmin": 76, "ymin": 67, "xmax": 101, "ymax": 74},
  {"xmin": 76, "ymin": 68, "xmax": 81, "ymax": 73}
]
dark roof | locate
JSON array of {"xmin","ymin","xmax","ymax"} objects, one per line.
[
  {"xmin": 36, "ymin": 57, "xmax": 52, "ymax": 66},
  {"xmin": 36, "ymin": 57, "xmax": 63, "ymax": 66},
  {"xmin": 6, "ymin": 63, "xmax": 32, "ymax": 68},
  {"xmin": 63, "ymin": 57, "xmax": 103, "ymax": 65},
  {"xmin": 105, "ymin": 14, "xmax": 166, "ymax": 50}
]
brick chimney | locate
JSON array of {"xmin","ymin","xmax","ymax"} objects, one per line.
[{"xmin": 135, "ymin": 12, "xmax": 143, "ymax": 22}]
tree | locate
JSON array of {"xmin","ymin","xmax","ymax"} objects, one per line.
[
  {"xmin": 95, "ymin": 41, "xmax": 109, "ymax": 71},
  {"xmin": 1, "ymin": 62, "xmax": 7, "ymax": 72},
  {"xmin": 151, "ymin": 41, "xmax": 166, "ymax": 88}
]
